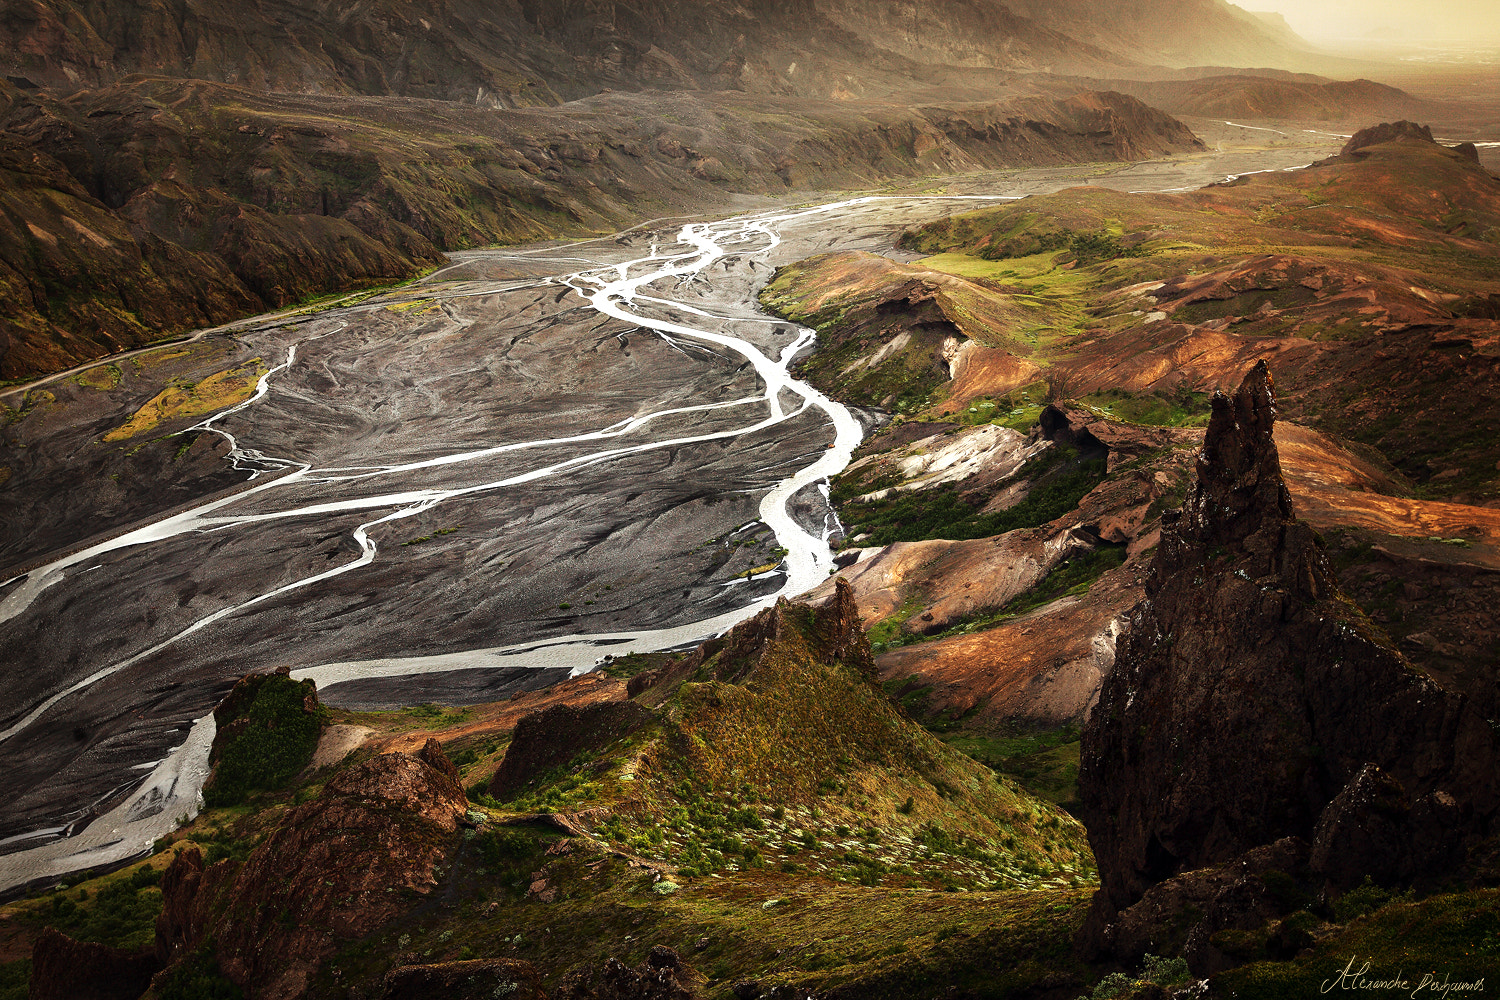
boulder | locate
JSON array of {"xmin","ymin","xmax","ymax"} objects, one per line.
[
  {"xmin": 555, "ymin": 945, "xmax": 705, "ymax": 999},
  {"xmin": 488, "ymin": 701, "xmax": 656, "ymax": 801}
]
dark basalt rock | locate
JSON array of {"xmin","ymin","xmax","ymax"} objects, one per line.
[
  {"xmin": 1102, "ymin": 837, "xmax": 1311, "ymax": 976},
  {"xmin": 378, "ymin": 958, "xmax": 548, "ymax": 1000},
  {"xmin": 1342, "ymin": 120, "xmax": 1436, "ymax": 155},
  {"xmin": 154, "ymin": 843, "xmax": 234, "ymax": 969},
  {"xmin": 488, "ymin": 700, "xmax": 656, "ymax": 800},
  {"xmin": 811, "ymin": 577, "xmax": 877, "ymax": 682},
  {"xmin": 1077, "ymin": 361, "xmax": 1499, "ymax": 965},
  {"xmin": 554, "ymin": 944, "xmax": 704, "ymax": 999},
  {"xmin": 29, "ymin": 926, "xmax": 159, "ymax": 1000}
]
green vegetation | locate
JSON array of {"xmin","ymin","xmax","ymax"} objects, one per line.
[
  {"xmin": 194, "ymin": 819, "xmax": 262, "ymax": 866},
  {"xmin": 154, "ymin": 951, "xmax": 244, "ymax": 1000},
  {"xmin": 402, "ymin": 702, "xmax": 470, "ymax": 727},
  {"xmin": 1089, "ymin": 953, "xmax": 1191, "ymax": 999},
  {"xmin": 881, "ymin": 703, "xmax": 1085, "ymax": 810},
  {"xmin": 947, "ymin": 728, "xmax": 1083, "ymax": 810},
  {"xmin": 599, "ymin": 651, "xmax": 681, "ymax": 680},
  {"xmin": 12, "ymin": 864, "xmax": 163, "ymax": 952},
  {"xmin": 1211, "ymin": 889, "xmax": 1500, "ymax": 999},
  {"xmin": 1080, "ymin": 386, "xmax": 1213, "ymax": 428},
  {"xmin": 0, "ymin": 961, "xmax": 28, "ymax": 1000},
  {"xmin": 838, "ymin": 447, "xmax": 1107, "ymax": 546},
  {"xmin": 103, "ymin": 360, "xmax": 269, "ymax": 443},
  {"xmin": 203, "ymin": 672, "xmax": 328, "ymax": 807},
  {"xmin": 1066, "ymin": 231, "xmax": 1148, "ymax": 267},
  {"xmin": 401, "ymin": 525, "xmax": 461, "ymax": 546},
  {"xmin": 72, "ymin": 363, "xmax": 122, "ymax": 391},
  {"xmin": 1331, "ymin": 876, "xmax": 1411, "ymax": 923}
]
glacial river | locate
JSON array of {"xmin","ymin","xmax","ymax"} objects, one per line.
[{"xmin": 0, "ymin": 131, "xmax": 1344, "ymax": 892}]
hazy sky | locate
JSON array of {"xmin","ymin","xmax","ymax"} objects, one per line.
[{"xmin": 1240, "ymin": 0, "xmax": 1500, "ymax": 47}]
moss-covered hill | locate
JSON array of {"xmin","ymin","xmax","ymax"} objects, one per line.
[
  {"xmin": 493, "ymin": 583, "xmax": 1093, "ymax": 895},
  {"xmin": 6, "ymin": 590, "xmax": 1498, "ymax": 999},
  {"xmin": 764, "ymin": 129, "xmax": 1500, "ymax": 508},
  {"xmin": 0, "ymin": 586, "xmax": 1101, "ymax": 999}
]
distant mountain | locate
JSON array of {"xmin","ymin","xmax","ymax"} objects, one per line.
[
  {"xmin": 0, "ymin": 0, "xmax": 1306, "ymax": 105},
  {"xmin": 1245, "ymin": 8, "xmax": 1308, "ymax": 50},
  {"xmin": 1044, "ymin": 73, "xmax": 1437, "ymax": 121},
  {"xmin": 1001, "ymin": 0, "xmax": 1310, "ymax": 68}
]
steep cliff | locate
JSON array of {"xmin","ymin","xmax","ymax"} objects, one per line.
[
  {"xmin": 1077, "ymin": 362, "xmax": 1499, "ymax": 961},
  {"xmin": 154, "ymin": 738, "xmax": 470, "ymax": 998}
]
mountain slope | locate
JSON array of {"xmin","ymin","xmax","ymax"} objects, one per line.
[
  {"xmin": 6, "ymin": 584, "xmax": 1096, "ymax": 998},
  {"xmin": 0, "ymin": 0, "xmax": 1300, "ymax": 104},
  {"xmin": 1002, "ymin": 0, "xmax": 1309, "ymax": 69},
  {"xmin": 1043, "ymin": 73, "xmax": 1437, "ymax": 121},
  {"xmin": 0, "ymin": 78, "xmax": 1201, "ymax": 382}
]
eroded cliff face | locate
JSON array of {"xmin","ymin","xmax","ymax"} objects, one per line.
[
  {"xmin": 1077, "ymin": 362, "xmax": 1499, "ymax": 963},
  {"xmin": 154, "ymin": 738, "xmax": 469, "ymax": 999}
]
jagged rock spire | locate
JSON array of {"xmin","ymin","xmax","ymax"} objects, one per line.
[
  {"xmin": 1151, "ymin": 360, "xmax": 1330, "ymax": 602},
  {"xmin": 1180, "ymin": 360, "xmax": 1292, "ymax": 542},
  {"xmin": 1078, "ymin": 363, "xmax": 1497, "ymax": 972}
]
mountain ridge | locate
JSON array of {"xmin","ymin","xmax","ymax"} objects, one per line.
[
  {"xmin": 0, "ymin": 0, "xmax": 1306, "ymax": 103},
  {"xmin": 0, "ymin": 78, "xmax": 1202, "ymax": 382}
]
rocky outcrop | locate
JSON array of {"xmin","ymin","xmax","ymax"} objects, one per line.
[
  {"xmin": 1078, "ymin": 361, "xmax": 1499, "ymax": 964},
  {"xmin": 154, "ymin": 741, "xmax": 469, "ymax": 999},
  {"xmin": 1342, "ymin": 120, "xmax": 1436, "ymax": 155},
  {"xmin": 378, "ymin": 958, "xmax": 549, "ymax": 1000},
  {"xmin": 153, "ymin": 844, "xmax": 236, "ymax": 970},
  {"xmin": 554, "ymin": 945, "xmax": 705, "ymax": 1000},
  {"xmin": 627, "ymin": 578, "xmax": 870, "ymax": 704},
  {"xmin": 810, "ymin": 577, "xmax": 878, "ymax": 682},
  {"xmin": 28, "ymin": 926, "xmax": 158, "ymax": 1000},
  {"xmin": 1101, "ymin": 837, "xmax": 1312, "ymax": 975},
  {"xmin": 488, "ymin": 701, "xmax": 656, "ymax": 800},
  {"xmin": 202, "ymin": 666, "xmax": 326, "ymax": 807},
  {"xmin": 664, "ymin": 577, "xmax": 875, "ymax": 690}
]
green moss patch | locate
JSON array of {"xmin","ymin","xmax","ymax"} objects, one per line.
[
  {"xmin": 0, "ymin": 960, "xmax": 28, "ymax": 1000},
  {"xmin": 1210, "ymin": 889, "xmax": 1500, "ymax": 999},
  {"xmin": 837, "ymin": 446, "xmax": 1107, "ymax": 546},
  {"xmin": 203, "ymin": 671, "xmax": 328, "ymax": 808},
  {"xmin": 9, "ymin": 864, "xmax": 163, "ymax": 953},
  {"xmin": 1079, "ymin": 387, "xmax": 1213, "ymax": 428}
]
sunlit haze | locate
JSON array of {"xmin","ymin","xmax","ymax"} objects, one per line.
[{"xmin": 1240, "ymin": 0, "xmax": 1500, "ymax": 49}]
